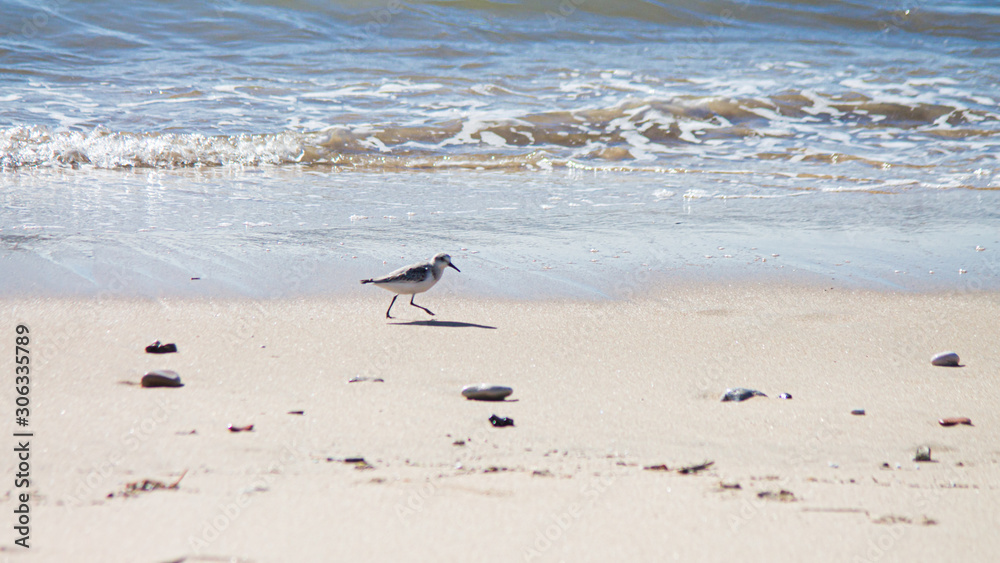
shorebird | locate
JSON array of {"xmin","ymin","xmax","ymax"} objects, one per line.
[{"xmin": 360, "ymin": 253, "xmax": 460, "ymax": 319}]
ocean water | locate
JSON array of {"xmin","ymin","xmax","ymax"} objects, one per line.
[{"xmin": 1, "ymin": 0, "xmax": 998, "ymax": 297}]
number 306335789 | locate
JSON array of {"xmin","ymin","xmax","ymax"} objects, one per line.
[{"xmin": 15, "ymin": 325, "xmax": 30, "ymax": 422}]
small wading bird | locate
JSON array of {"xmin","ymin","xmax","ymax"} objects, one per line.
[{"xmin": 360, "ymin": 253, "xmax": 460, "ymax": 319}]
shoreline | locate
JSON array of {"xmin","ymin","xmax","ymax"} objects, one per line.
[
  {"xmin": 3, "ymin": 285, "xmax": 999, "ymax": 561},
  {"xmin": 3, "ymin": 167, "xmax": 998, "ymax": 301},
  {"xmin": 2, "ymin": 248, "xmax": 998, "ymax": 301}
]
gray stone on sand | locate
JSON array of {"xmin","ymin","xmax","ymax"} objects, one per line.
[
  {"xmin": 914, "ymin": 445, "xmax": 932, "ymax": 462},
  {"xmin": 720, "ymin": 388, "xmax": 767, "ymax": 402},
  {"xmin": 930, "ymin": 351, "xmax": 960, "ymax": 367},
  {"xmin": 851, "ymin": 408, "xmax": 866, "ymax": 416},
  {"xmin": 462, "ymin": 384, "xmax": 513, "ymax": 401},
  {"xmin": 141, "ymin": 369, "xmax": 183, "ymax": 388}
]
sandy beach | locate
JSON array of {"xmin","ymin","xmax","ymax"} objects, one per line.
[
  {"xmin": 4, "ymin": 0, "xmax": 999, "ymax": 560},
  {"xmin": 2, "ymin": 283, "xmax": 998, "ymax": 562}
]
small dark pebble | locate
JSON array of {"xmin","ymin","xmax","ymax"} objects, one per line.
[
  {"xmin": 721, "ymin": 388, "xmax": 767, "ymax": 402},
  {"xmin": 191, "ymin": 277, "xmax": 200, "ymax": 280},
  {"xmin": 930, "ymin": 351, "xmax": 960, "ymax": 367},
  {"xmin": 778, "ymin": 393, "xmax": 792, "ymax": 400},
  {"xmin": 145, "ymin": 341, "xmax": 178, "ymax": 354},
  {"xmin": 343, "ymin": 457, "xmax": 366, "ymax": 464},
  {"xmin": 489, "ymin": 414, "xmax": 514, "ymax": 427},
  {"xmin": 938, "ymin": 417, "xmax": 973, "ymax": 427},
  {"xmin": 287, "ymin": 410, "xmax": 304, "ymax": 415},
  {"xmin": 141, "ymin": 370, "xmax": 183, "ymax": 388},
  {"xmin": 228, "ymin": 424, "xmax": 254, "ymax": 432}
]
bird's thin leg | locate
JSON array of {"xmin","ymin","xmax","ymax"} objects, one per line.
[
  {"xmin": 385, "ymin": 295, "xmax": 399, "ymax": 319},
  {"xmin": 410, "ymin": 294, "xmax": 435, "ymax": 316}
]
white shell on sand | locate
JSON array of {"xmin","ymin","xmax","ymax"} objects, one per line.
[
  {"xmin": 931, "ymin": 351, "xmax": 960, "ymax": 367},
  {"xmin": 141, "ymin": 369, "xmax": 183, "ymax": 388},
  {"xmin": 461, "ymin": 384, "xmax": 513, "ymax": 401}
]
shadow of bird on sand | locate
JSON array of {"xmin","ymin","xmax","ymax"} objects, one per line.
[{"xmin": 389, "ymin": 320, "xmax": 497, "ymax": 329}]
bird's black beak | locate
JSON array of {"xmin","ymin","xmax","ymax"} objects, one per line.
[{"xmin": 449, "ymin": 263, "xmax": 460, "ymax": 273}]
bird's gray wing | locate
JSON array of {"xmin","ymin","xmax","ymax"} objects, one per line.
[{"xmin": 373, "ymin": 263, "xmax": 431, "ymax": 284}]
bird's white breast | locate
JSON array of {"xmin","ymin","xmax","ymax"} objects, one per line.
[{"xmin": 373, "ymin": 274, "xmax": 439, "ymax": 295}]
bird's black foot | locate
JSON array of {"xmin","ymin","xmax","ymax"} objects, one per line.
[
  {"xmin": 410, "ymin": 295, "xmax": 434, "ymax": 316},
  {"xmin": 385, "ymin": 295, "xmax": 399, "ymax": 319}
]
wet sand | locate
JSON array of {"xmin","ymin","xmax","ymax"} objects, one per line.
[{"xmin": 3, "ymin": 284, "xmax": 1000, "ymax": 561}]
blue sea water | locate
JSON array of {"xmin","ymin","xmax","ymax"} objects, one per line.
[{"xmin": 1, "ymin": 0, "xmax": 998, "ymax": 296}]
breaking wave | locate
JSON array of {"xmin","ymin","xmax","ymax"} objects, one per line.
[{"xmin": 4, "ymin": 92, "xmax": 997, "ymax": 171}]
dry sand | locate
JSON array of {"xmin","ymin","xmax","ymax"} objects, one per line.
[{"xmin": 2, "ymin": 284, "xmax": 999, "ymax": 562}]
